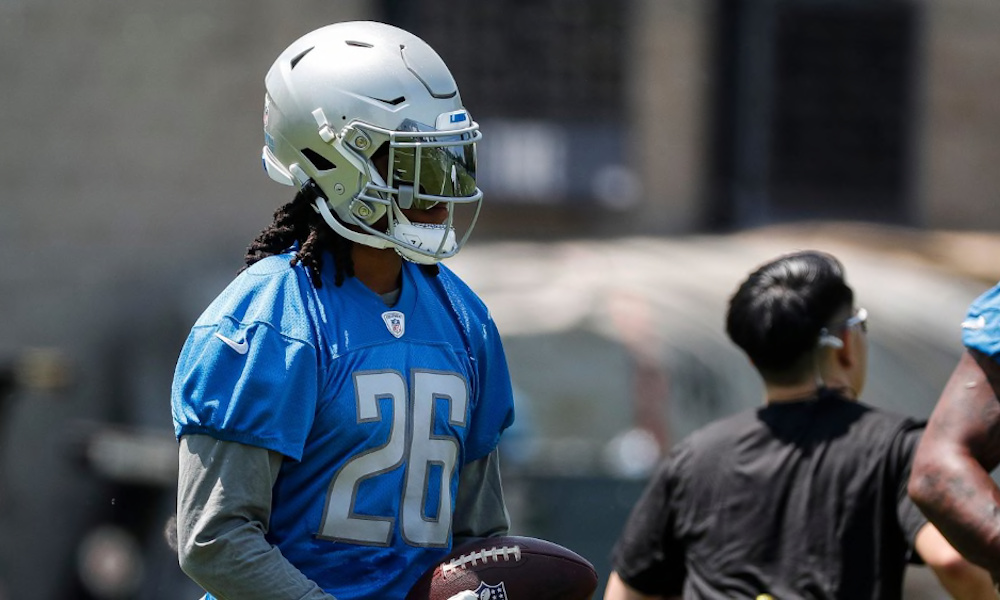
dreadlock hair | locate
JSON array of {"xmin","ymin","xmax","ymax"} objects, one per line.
[
  {"xmin": 243, "ymin": 182, "xmax": 439, "ymax": 288},
  {"xmin": 243, "ymin": 182, "xmax": 346, "ymax": 287}
]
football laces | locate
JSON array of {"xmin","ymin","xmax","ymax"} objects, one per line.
[{"xmin": 440, "ymin": 545, "xmax": 522, "ymax": 580}]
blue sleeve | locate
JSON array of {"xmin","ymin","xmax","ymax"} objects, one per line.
[
  {"xmin": 963, "ymin": 282, "xmax": 1000, "ymax": 359},
  {"xmin": 171, "ymin": 316, "xmax": 319, "ymax": 461},
  {"xmin": 463, "ymin": 314, "xmax": 515, "ymax": 463}
]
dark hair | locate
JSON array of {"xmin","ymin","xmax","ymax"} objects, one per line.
[
  {"xmin": 726, "ymin": 250, "xmax": 854, "ymax": 384},
  {"xmin": 243, "ymin": 183, "xmax": 438, "ymax": 287},
  {"xmin": 243, "ymin": 183, "xmax": 350, "ymax": 288}
]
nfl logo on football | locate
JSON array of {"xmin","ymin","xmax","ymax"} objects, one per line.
[{"xmin": 474, "ymin": 581, "xmax": 507, "ymax": 600}]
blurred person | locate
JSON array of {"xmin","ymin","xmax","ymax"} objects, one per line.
[
  {"xmin": 171, "ymin": 22, "xmax": 514, "ymax": 600},
  {"xmin": 604, "ymin": 251, "xmax": 992, "ymax": 599},
  {"xmin": 909, "ymin": 282, "xmax": 1000, "ymax": 589}
]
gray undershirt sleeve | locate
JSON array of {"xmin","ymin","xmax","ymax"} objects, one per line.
[
  {"xmin": 452, "ymin": 449, "xmax": 510, "ymax": 545},
  {"xmin": 176, "ymin": 434, "xmax": 334, "ymax": 600}
]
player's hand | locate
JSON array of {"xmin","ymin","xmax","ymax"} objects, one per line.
[{"xmin": 446, "ymin": 592, "xmax": 478, "ymax": 600}]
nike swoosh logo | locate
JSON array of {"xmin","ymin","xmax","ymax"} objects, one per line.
[
  {"xmin": 962, "ymin": 315, "xmax": 987, "ymax": 330},
  {"xmin": 214, "ymin": 332, "xmax": 249, "ymax": 355}
]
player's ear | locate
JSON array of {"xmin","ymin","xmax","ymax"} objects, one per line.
[
  {"xmin": 818, "ymin": 329, "xmax": 852, "ymax": 367},
  {"xmin": 836, "ymin": 328, "xmax": 860, "ymax": 369}
]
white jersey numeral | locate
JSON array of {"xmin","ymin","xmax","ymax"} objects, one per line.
[{"xmin": 318, "ymin": 370, "xmax": 469, "ymax": 547}]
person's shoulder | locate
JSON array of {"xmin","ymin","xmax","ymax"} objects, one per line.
[
  {"xmin": 194, "ymin": 253, "xmax": 317, "ymax": 330},
  {"xmin": 220, "ymin": 254, "xmax": 307, "ymax": 299},
  {"xmin": 963, "ymin": 282, "xmax": 1000, "ymax": 358},
  {"xmin": 651, "ymin": 410, "xmax": 757, "ymax": 481},
  {"xmin": 424, "ymin": 262, "xmax": 490, "ymax": 314},
  {"xmin": 850, "ymin": 400, "xmax": 921, "ymax": 427},
  {"xmin": 682, "ymin": 408, "xmax": 760, "ymax": 451},
  {"xmin": 242, "ymin": 253, "xmax": 297, "ymax": 277},
  {"xmin": 969, "ymin": 281, "xmax": 1000, "ymax": 312},
  {"xmin": 841, "ymin": 400, "xmax": 924, "ymax": 447}
]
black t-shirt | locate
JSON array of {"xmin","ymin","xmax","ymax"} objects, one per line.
[{"xmin": 611, "ymin": 394, "xmax": 927, "ymax": 600}]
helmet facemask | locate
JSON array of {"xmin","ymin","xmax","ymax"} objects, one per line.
[{"xmin": 341, "ymin": 113, "xmax": 483, "ymax": 264}]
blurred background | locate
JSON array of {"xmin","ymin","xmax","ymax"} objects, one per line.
[{"xmin": 2, "ymin": 0, "xmax": 1000, "ymax": 598}]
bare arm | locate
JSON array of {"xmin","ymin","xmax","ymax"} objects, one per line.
[
  {"xmin": 914, "ymin": 522, "xmax": 995, "ymax": 598},
  {"xmin": 909, "ymin": 349, "xmax": 1000, "ymax": 578},
  {"xmin": 604, "ymin": 572, "xmax": 678, "ymax": 600}
]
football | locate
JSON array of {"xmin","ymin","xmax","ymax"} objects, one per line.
[{"xmin": 406, "ymin": 535, "xmax": 598, "ymax": 600}]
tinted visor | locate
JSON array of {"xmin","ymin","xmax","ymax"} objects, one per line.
[{"xmin": 391, "ymin": 119, "xmax": 478, "ymax": 206}]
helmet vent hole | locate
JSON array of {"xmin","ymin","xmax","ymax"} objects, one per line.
[
  {"xmin": 290, "ymin": 47, "xmax": 314, "ymax": 69},
  {"xmin": 301, "ymin": 149, "xmax": 335, "ymax": 171},
  {"xmin": 346, "ymin": 40, "xmax": 374, "ymax": 48}
]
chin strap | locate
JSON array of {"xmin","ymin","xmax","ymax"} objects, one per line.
[
  {"xmin": 290, "ymin": 164, "xmax": 456, "ymax": 262},
  {"xmin": 389, "ymin": 203, "xmax": 457, "ymax": 264}
]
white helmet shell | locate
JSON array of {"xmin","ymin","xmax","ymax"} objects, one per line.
[{"xmin": 261, "ymin": 21, "xmax": 483, "ymax": 263}]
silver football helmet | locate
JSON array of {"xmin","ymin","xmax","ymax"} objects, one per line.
[{"xmin": 261, "ymin": 21, "xmax": 483, "ymax": 264}]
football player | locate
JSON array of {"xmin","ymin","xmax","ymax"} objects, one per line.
[
  {"xmin": 171, "ymin": 22, "xmax": 515, "ymax": 600},
  {"xmin": 910, "ymin": 283, "xmax": 1000, "ymax": 589}
]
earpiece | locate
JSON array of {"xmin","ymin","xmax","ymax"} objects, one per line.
[{"xmin": 818, "ymin": 329, "xmax": 844, "ymax": 349}]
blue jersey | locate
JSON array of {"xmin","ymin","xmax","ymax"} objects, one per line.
[
  {"xmin": 963, "ymin": 282, "xmax": 1000, "ymax": 359},
  {"xmin": 171, "ymin": 253, "xmax": 515, "ymax": 599}
]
